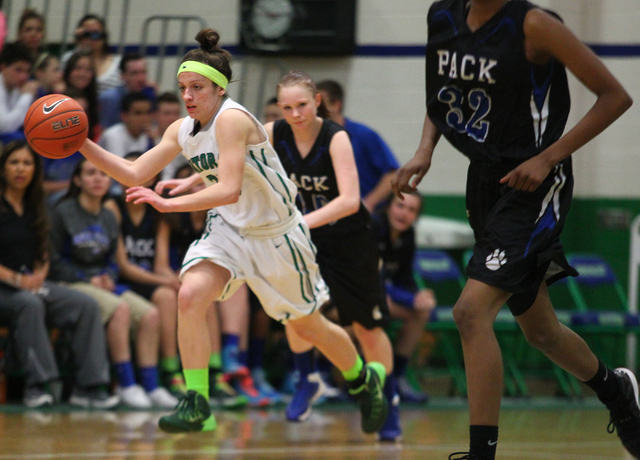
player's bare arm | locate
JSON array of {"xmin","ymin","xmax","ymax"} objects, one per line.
[
  {"xmin": 304, "ymin": 130, "xmax": 360, "ymax": 229},
  {"xmin": 391, "ymin": 112, "xmax": 441, "ymax": 198},
  {"xmin": 500, "ymin": 8, "xmax": 633, "ymax": 191}
]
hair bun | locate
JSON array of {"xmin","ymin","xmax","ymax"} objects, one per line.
[{"xmin": 195, "ymin": 29, "xmax": 221, "ymax": 53}]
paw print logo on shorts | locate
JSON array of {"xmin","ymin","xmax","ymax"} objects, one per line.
[{"xmin": 485, "ymin": 249, "xmax": 507, "ymax": 271}]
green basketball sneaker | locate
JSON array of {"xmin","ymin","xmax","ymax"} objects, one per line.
[
  {"xmin": 349, "ymin": 362, "xmax": 388, "ymax": 433},
  {"xmin": 159, "ymin": 390, "xmax": 217, "ymax": 433}
]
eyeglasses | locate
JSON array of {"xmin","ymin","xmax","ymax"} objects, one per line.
[{"xmin": 79, "ymin": 31, "xmax": 106, "ymax": 40}]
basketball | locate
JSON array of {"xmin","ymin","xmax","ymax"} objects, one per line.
[{"xmin": 23, "ymin": 94, "xmax": 89, "ymax": 159}]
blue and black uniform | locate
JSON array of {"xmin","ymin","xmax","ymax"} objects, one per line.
[
  {"xmin": 426, "ymin": 0, "xmax": 577, "ymax": 314},
  {"xmin": 116, "ymin": 198, "xmax": 160, "ymax": 300},
  {"xmin": 272, "ymin": 118, "xmax": 389, "ymax": 328}
]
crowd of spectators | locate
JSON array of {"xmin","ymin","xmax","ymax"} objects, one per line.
[{"xmin": 0, "ymin": 8, "xmax": 433, "ymax": 411}]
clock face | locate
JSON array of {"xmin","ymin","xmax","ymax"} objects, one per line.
[{"xmin": 251, "ymin": 0, "xmax": 295, "ymax": 40}]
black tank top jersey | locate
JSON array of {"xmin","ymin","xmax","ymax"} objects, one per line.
[
  {"xmin": 272, "ymin": 118, "xmax": 369, "ymax": 238},
  {"xmin": 116, "ymin": 198, "xmax": 158, "ymax": 272},
  {"xmin": 426, "ymin": 0, "xmax": 570, "ymax": 163}
]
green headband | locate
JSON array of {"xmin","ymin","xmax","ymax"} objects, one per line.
[{"xmin": 177, "ymin": 61, "xmax": 228, "ymax": 89}]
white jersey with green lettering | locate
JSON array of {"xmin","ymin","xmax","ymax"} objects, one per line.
[{"xmin": 177, "ymin": 97, "xmax": 298, "ymax": 230}]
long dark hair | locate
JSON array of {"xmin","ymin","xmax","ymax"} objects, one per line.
[
  {"xmin": 180, "ymin": 29, "xmax": 233, "ymax": 89},
  {"xmin": 61, "ymin": 157, "xmax": 111, "ymax": 204},
  {"xmin": 63, "ymin": 49, "xmax": 99, "ymax": 140},
  {"xmin": 277, "ymin": 70, "xmax": 330, "ymax": 119},
  {"xmin": 0, "ymin": 140, "xmax": 49, "ymax": 264}
]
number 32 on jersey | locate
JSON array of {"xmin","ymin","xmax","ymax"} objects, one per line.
[{"xmin": 438, "ymin": 86, "xmax": 491, "ymax": 142}]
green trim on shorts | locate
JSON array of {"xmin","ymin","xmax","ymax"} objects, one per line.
[
  {"xmin": 284, "ymin": 234, "xmax": 311, "ymax": 304},
  {"xmin": 290, "ymin": 237, "xmax": 316, "ymax": 302},
  {"xmin": 221, "ymin": 272, "xmax": 237, "ymax": 298},
  {"xmin": 298, "ymin": 223, "xmax": 318, "ymax": 257},
  {"xmin": 181, "ymin": 256, "xmax": 210, "ymax": 269}
]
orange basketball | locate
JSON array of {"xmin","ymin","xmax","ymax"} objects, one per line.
[{"xmin": 24, "ymin": 94, "xmax": 89, "ymax": 159}]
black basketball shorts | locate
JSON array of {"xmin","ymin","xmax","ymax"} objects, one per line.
[
  {"xmin": 314, "ymin": 228, "xmax": 389, "ymax": 329},
  {"xmin": 465, "ymin": 157, "xmax": 578, "ymax": 315}
]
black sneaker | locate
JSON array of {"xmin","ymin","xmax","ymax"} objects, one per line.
[
  {"xmin": 604, "ymin": 368, "xmax": 640, "ymax": 458},
  {"xmin": 159, "ymin": 390, "xmax": 216, "ymax": 433},
  {"xmin": 69, "ymin": 386, "xmax": 120, "ymax": 409},
  {"xmin": 349, "ymin": 362, "xmax": 388, "ymax": 433},
  {"xmin": 448, "ymin": 453, "xmax": 487, "ymax": 460}
]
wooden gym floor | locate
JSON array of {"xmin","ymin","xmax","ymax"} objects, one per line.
[{"xmin": 0, "ymin": 398, "xmax": 634, "ymax": 460}]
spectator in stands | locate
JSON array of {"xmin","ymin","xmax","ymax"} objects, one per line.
[
  {"xmin": 48, "ymin": 157, "xmax": 176, "ymax": 408},
  {"xmin": 61, "ymin": 14, "xmax": 121, "ymax": 93},
  {"xmin": 152, "ymin": 92, "xmax": 185, "ymax": 180},
  {"xmin": 317, "ymin": 80, "xmax": 399, "ymax": 212},
  {"xmin": 105, "ymin": 151, "xmax": 185, "ymax": 396},
  {"xmin": 33, "ymin": 53, "xmax": 65, "ymax": 98},
  {"xmin": 0, "ymin": 42, "xmax": 36, "ymax": 145},
  {"xmin": 263, "ymin": 96, "xmax": 282, "ymax": 123},
  {"xmin": 15, "ymin": 8, "xmax": 45, "ymax": 62},
  {"xmin": 63, "ymin": 49, "xmax": 100, "ymax": 141},
  {"xmin": 0, "ymin": 140, "xmax": 118, "ymax": 409},
  {"xmin": 99, "ymin": 52, "xmax": 157, "ymax": 130},
  {"xmin": 370, "ymin": 191, "xmax": 436, "ymax": 403},
  {"xmin": 99, "ymin": 91, "xmax": 153, "ymax": 158}
]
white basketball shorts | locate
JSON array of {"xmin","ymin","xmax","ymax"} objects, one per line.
[{"xmin": 180, "ymin": 211, "xmax": 329, "ymax": 323}]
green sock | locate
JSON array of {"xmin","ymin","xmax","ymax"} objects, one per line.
[
  {"xmin": 341, "ymin": 355, "xmax": 364, "ymax": 382},
  {"xmin": 161, "ymin": 356, "xmax": 180, "ymax": 373},
  {"xmin": 209, "ymin": 353, "xmax": 222, "ymax": 370},
  {"xmin": 183, "ymin": 368, "xmax": 209, "ymax": 398}
]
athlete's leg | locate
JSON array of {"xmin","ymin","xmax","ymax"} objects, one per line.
[
  {"xmin": 453, "ymin": 279, "xmax": 510, "ymax": 426},
  {"xmin": 286, "ymin": 311, "xmax": 356, "ymax": 370},
  {"xmin": 159, "ymin": 261, "xmax": 229, "ymax": 433},
  {"xmin": 517, "ymin": 281, "xmax": 640, "ymax": 458},
  {"xmin": 287, "ymin": 311, "xmax": 388, "ymax": 433},
  {"xmin": 178, "ymin": 261, "xmax": 230, "ymax": 368},
  {"xmin": 352, "ymin": 323, "xmax": 393, "ymax": 373},
  {"xmin": 515, "ymin": 282, "xmax": 597, "ymax": 380}
]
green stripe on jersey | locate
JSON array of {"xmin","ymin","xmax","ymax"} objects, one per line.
[{"xmin": 249, "ymin": 149, "xmax": 293, "ymax": 215}]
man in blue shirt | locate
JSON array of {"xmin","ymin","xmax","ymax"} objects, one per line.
[
  {"xmin": 317, "ymin": 80, "xmax": 399, "ymax": 211},
  {"xmin": 98, "ymin": 52, "xmax": 156, "ymax": 129}
]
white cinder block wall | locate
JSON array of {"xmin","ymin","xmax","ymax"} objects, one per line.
[{"xmin": 5, "ymin": 0, "xmax": 639, "ymax": 198}]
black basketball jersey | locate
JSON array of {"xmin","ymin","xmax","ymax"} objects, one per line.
[
  {"xmin": 426, "ymin": 0, "xmax": 570, "ymax": 163},
  {"xmin": 272, "ymin": 118, "xmax": 369, "ymax": 239},
  {"xmin": 116, "ymin": 198, "xmax": 158, "ymax": 272}
]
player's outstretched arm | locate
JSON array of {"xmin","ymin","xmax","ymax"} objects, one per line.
[
  {"xmin": 127, "ymin": 110, "xmax": 247, "ymax": 213},
  {"xmin": 391, "ymin": 112, "xmax": 441, "ymax": 199},
  {"xmin": 80, "ymin": 119, "xmax": 184, "ymax": 187}
]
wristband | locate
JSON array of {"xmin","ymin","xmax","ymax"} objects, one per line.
[{"xmin": 14, "ymin": 272, "xmax": 22, "ymax": 288}]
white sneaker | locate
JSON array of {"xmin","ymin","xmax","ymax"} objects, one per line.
[
  {"xmin": 116, "ymin": 384, "xmax": 152, "ymax": 408},
  {"xmin": 147, "ymin": 386, "xmax": 179, "ymax": 408}
]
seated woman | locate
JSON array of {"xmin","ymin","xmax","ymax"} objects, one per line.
[
  {"xmin": 370, "ymin": 191, "xmax": 436, "ymax": 403},
  {"xmin": 105, "ymin": 152, "xmax": 184, "ymax": 396},
  {"xmin": 0, "ymin": 140, "xmax": 118, "ymax": 409},
  {"xmin": 48, "ymin": 157, "xmax": 177, "ymax": 408}
]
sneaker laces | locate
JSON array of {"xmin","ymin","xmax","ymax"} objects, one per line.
[
  {"xmin": 175, "ymin": 392, "xmax": 205, "ymax": 423},
  {"xmin": 448, "ymin": 453, "xmax": 472, "ymax": 460},
  {"xmin": 607, "ymin": 395, "xmax": 639, "ymax": 436}
]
